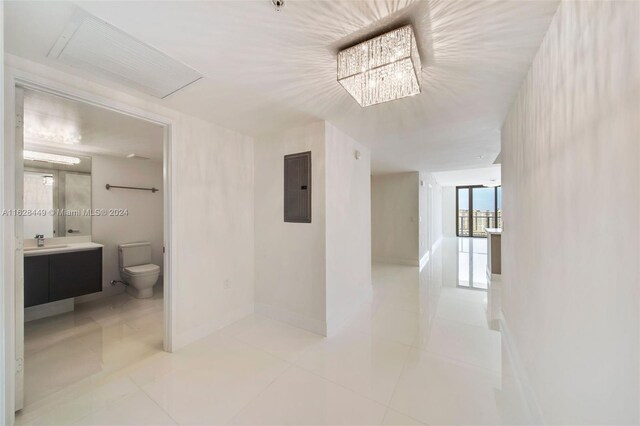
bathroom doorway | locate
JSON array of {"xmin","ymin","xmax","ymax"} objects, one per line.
[{"xmin": 9, "ymin": 79, "xmax": 174, "ymax": 413}]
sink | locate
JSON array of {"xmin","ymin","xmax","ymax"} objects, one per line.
[{"xmin": 24, "ymin": 244, "xmax": 69, "ymax": 251}]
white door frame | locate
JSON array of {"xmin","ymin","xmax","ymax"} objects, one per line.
[{"xmin": 2, "ymin": 68, "xmax": 177, "ymax": 421}]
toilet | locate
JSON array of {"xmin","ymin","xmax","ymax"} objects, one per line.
[{"xmin": 118, "ymin": 242, "xmax": 160, "ymax": 299}]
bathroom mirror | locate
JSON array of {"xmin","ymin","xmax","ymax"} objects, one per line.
[{"xmin": 23, "ymin": 150, "xmax": 92, "ymax": 238}]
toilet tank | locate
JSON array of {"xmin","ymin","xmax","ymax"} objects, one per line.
[{"xmin": 119, "ymin": 242, "xmax": 152, "ymax": 269}]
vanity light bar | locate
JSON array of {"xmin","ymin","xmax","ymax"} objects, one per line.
[{"xmin": 23, "ymin": 150, "xmax": 81, "ymax": 165}]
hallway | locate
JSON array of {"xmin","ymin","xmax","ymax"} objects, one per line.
[{"xmin": 16, "ymin": 238, "xmax": 503, "ymax": 425}]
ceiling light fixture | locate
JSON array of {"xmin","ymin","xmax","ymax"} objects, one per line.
[
  {"xmin": 24, "ymin": 150, "xmax": 81, "ymax": 165},
  {"xmin": 338, "ymin": 25, "xmax": 421, "ymax": 107}
]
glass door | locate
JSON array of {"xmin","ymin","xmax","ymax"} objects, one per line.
[
  {"xmin": 457, "ymin": 187, "xmax": 470, "ymax": 236},
  {"xmin": 456, "ymin": 185, "xmax": 501, "ymax": 237},
  {"xmin": 470, "ymin": 186, "xmax": 496, "ymax": 237}
]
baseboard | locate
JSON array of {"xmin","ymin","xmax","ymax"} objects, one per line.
[
  {"xmin": 25, "ymin": 299, "xmax": 74, "ymax": 322},
  {"xmin": 74, "ymin": 285, "xmax": 125, "ymax": 304},
  {"xmin": 255, "ymin": 302, "xmax": 327, "ymax": 336},
  {"xmin": 372, "ymin": 257, "xmax": 419, "ymax": 267},
  {"xmin": 173, "ymin": 303, "xmax": 254, "ymax": 350},
  {"xmin": 499, "ymin": 313, "xmax": 546, "ymax": 425}
]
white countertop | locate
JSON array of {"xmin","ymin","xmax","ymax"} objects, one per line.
[
  {"xmin": 485, "ymin": 228, "xmax": 502, "ymax": 235},
  {"xmin": 24, "ymin": 242, "xmax": 104, "ymax": 257}
]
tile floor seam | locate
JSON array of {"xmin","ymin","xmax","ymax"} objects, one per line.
[
  {"xmin": 419, "ymin": 349, "xmax": 501, "ymax": 378},
  {"xmin": 433, "ymin": 316, "xmax": 491, "ymax": 331},
  {"xmin": 227, "ymin": 362, "xmax": 296, "ymax": 425},
  {"xmin": 132, "ymin": 370, "xmax": 182, "ymax": 426},
  {"xmin": 385, "ymin": 408, "xmax": 429, "ymax": 426},
  {"xmin": 286, "ymin": 361, "xmax": 391, "ymax": 412},
  {"xmin": 432, "ymin": 314, "xmax": 493, "ymax": 331},
  {"xmin": 384, "ymin": 338, "xmax": 418, "ymax": 421},
  {"xmin": 224, "ymin": 332, "xmax": 305, "ymax": 364}
]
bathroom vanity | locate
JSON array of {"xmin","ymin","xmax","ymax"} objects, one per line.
[
  {"xmin": 22, "ymin": 150, "xmax": 102, "ymax": 315},
  {"xmin": 24, "ymin": 242, "xmax": 103, "ymax": 308}
]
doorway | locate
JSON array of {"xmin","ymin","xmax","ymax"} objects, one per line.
[{"xmin": 6, "ymin": 76, "xmax": 174, "ymax": 414}]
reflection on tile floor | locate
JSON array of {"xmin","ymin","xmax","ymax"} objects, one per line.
[
  {"xmin": 17, "ymin": 239, "xmax": 510, "ymax": 425},
  {"xmin": 456, "ymin": 237, "xmax": 490, "ymax": 290},
  {"xmin": 22, "ymin": 288, "xmax": 164, "ymax": 408}
]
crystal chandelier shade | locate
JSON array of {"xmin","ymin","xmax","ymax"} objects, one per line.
[{"xmin": 337, "ymin": 26, "xmax": 421, "ymax": 107}]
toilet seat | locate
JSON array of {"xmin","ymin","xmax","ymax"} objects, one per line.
[{"xmin": 123, "ymin": 263, "xmax": 160, "ymax": 276}]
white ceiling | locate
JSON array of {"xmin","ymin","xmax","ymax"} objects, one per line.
[
  {"xmin": 433, "ymin": 164, "xmax": 500, "ymax": 187},
  {"xmin": 5, "ymin": 0, "xmax": 559, "ymax": 173},
  {"xmin": 23, "ymin": 89, "xmax": 164, "ymax": 160}
]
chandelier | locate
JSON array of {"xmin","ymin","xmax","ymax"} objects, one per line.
[{"xmin": 337, "ymin": 25, "xmax": 421, "ymax": 107}]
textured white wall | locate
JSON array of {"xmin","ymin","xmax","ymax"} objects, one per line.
[
  {"xmin": 371, "ymin": 172, "xmax": 419, "ymax": 265},
  {"xmin": 419, "ymin": 173, "xmax": 442, "ymax": 264},
  {"xmin": 426, "ymin": 174, "xmax": 443, "ymax": 252},
  {"xmin": 254, "ymin": 122, "xmax": 371, "ymax": 335},
  {"xmin": 90, "ymin": 155, "xmax": 163, "ymax": 298},
  {"xmin": 501, "ymin": 1, "xmax": 640, "ymax": 423},
  {"xmin": 441, "ymin": 187, "xmax": 457, "ymax": 238},
  {"xmin": 254, "ymin": 122, "xmax": 328, "ymax": 333},
  {"xmin": 325, "ymin": 123, "xmax": 371, "ymax": 334},
  {"xmin": 5, "ymin": 55, "xmax": 255, "ymax": 351},
  {"xmin": 418, "ymin": 175, "xmax": 428, "ymax": 263}
]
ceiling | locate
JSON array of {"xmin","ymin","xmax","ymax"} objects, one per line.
[
  {"xmin": 5, "ymin": 0, "xmax": 559, "ymax": 173},
  {"xmin": 23, "ymin": 89, "xmax": 164, "ymax": 160},
  {"xmin": 432, "ymin": 164, "xmax": 500, "ymax": 187}
]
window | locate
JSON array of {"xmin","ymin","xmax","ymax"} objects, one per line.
[{"xmin": 456, "ymin": 185, "xmax": 502, "ymax": 237}]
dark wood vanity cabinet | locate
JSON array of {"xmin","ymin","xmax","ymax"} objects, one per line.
[
  {"xmin": 24, "ymin": 256, "xmax": 50, "ymax": 307},
  {"xmin": 50, "ymin": 249, "xmax": 102, "ymax": 301},
  {"xmin": 24, "ymin": 248, "xmax": 102, "ymax": 307}
]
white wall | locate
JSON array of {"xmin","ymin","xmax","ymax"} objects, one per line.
[
  {"xmin": 4, "ymin": 55, "xmax": 255, "ymax": 351},
  {"xmin": 172, "ymin": 111, "xmax": 254, "ymax": 348},
  {"xmin": 371, "ymin": 172, "xmax": 419, "ymax": 265},
  {"xmin": 501, "ymin": 1, "xmax": 640, "ymax": 423},
  {"xmin": 418, "ymin": 173, "xmax": 443, "ymax": 268},
  {"xmin": 325, "ymin": 123, "xmax": 371, "ymax": 333},
  {"xmin": 424, "ymin": 173, "xmax": 443, "ymax": 252},
  {"xmin": 442, "ymin": 186, "xmax": 457, "ymax": 238},
  {"xmin": 418, "ymin": 176, "xmax": 428, "ymax": 264},
  {"xmin": 254, "ymin": 121, "xmax": 371, "ymax": 335},
  {"xmin": 89, "ymin": 155, "xmax": 163, "ymax": 298},
  {"xmin": 254, "ymin": 121, "xmax": 327, "ymax": 334}
]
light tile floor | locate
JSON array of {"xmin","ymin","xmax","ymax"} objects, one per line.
[
  {"xmin": 17, "ymin": 238, "xmax": 507, "ymax": 425},
  {"xmin": 21, "ymin": 288, "xmax": 164, "ymax": 409}
]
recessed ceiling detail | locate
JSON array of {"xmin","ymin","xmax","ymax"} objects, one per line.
[
  {"xmin": 337, "ymin": 25, "xmax": 421, "ymax": 107},
  {"xmin": 48, "ymin": 10, "xmax": 202, "ymax": 99}
]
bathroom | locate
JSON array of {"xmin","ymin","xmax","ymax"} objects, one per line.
[{"xmin": 17, "ymin": 88, "xmax": 166, "ymax": 408}]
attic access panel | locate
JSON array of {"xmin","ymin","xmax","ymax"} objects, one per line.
[
  {"xmin": 284, "ymin": 151, "xmax": 311, "ymax": 223},
  {"xmin": 48, "ymin": 10, "xmax": 202, "ymax": 99}
]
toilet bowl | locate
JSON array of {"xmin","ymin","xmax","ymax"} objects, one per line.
[{"xmin": 119, "ymin": 242, "xmax": 160, "ymax": 299}]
